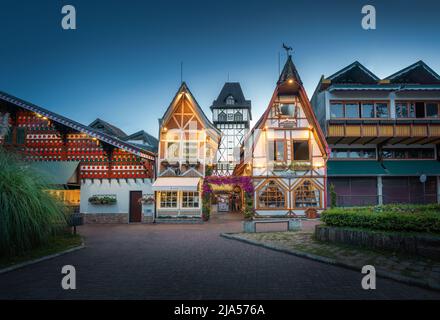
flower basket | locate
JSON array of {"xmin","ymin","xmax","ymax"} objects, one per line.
[
  {"xmin": 305, "ymin": 208, "xmax": 318, "ymax": 219},
  {"xmin": 88, "ymin": 195, "xmax": 117, "ymax": 205},
  {"xmin": 139, "ymin": 195, "xmax": 155, "ymax": 205}
]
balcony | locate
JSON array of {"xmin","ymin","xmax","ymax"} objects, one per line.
[{"xmin": 327, "ymin": 119, "xmax": 440, "ymax": 145}]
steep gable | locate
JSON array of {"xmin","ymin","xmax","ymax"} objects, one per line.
[
  {"xmin": 385, "ymin": 61, "xmax": 440, "ymax": 84},
  {"xmin": 327, "ymin": 61, "xmax": 379, "ymax": 84}
]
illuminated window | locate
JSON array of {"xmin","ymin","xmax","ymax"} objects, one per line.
[
  {"xmin": 182, "ymin": 192, "xmax": 199, "ymax": 208},
  {"xmin": 183, "ymin": 142, "xmax": 198, "ymax": 161},
  {"xmin": 167, "ymin": 142, "xmax": 180, "ymax": 160},
  {"xmin": 258, "ymin": 181, "xmax": 286, "ymax": 208},
  {"xmin": 294, "ymin": 180, "xmax": 320, "ymax": 208},
  {"xmin": 160, "ymin": 191, "xmax": 178, "ymax": 208}
]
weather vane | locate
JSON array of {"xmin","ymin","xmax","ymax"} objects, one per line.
[{"xmin": 282, "ymin": 43, "xmax": 293, "ymax": 56}]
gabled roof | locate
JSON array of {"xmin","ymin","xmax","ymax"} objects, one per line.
[
  {"xmin": 122, "ymin": 130, "xmax": 158, "ymax": 153},
  {"xmin": 160, "ymin": 82, "xmax": 221, "ymax": 139},
  {"xmin": 210, "ymin": 82, "xmax": 251, "ymax": 109},
  {"xmin": 278, "ymin": 55, "xmax": 303, "ymax": 85},
  {"xmin": 89, "ymin": 118, "xmax": 127, "ymax": 138},
  {"xmin": 326, "ymin": 61, "xmax": 380, "ymax": 84},
  {"xmin": 248, "ymin": 56, "xmax": 328, "ymax": 156},
  {"xmin": 384, "ymin": 60, "xmax": 440, "ymax": 84},
  {"xmin": 0, "ymin": 91, "xmax": 155, "ymax": 160}
]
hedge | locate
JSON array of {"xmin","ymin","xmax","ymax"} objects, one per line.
[{"xmin": 321, "ymin": 205, "xmax": 440, "ymax": 234}]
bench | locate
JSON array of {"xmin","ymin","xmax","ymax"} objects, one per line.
[{"xmin": 243, "ymin": 219, "xmax": 302, "ymax": 233}]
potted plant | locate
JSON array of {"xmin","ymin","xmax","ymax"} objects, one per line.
[
  {"xmin": 139, "ymin": 195, "xmax": 155, "ymax": 205},
  {"xmin": 305, "ymin": 207, "xmax": 318, "ymax": 219}
]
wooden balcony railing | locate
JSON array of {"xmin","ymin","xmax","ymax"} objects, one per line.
[{"xmin": 327, "ymin": 120, "xmax": 440, "ymax": 145}]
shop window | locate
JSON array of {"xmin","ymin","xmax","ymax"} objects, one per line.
[
  {"xmin": 293, "ymin": 141, "xmax": 309, "ymax": 161},
  {"xmin": 258, "ymin": 181, "xmax": 286, "ymax": 208},
  {"xmin": 294, "ymin": 180, "xmax": 320, "ymax": 208},
  {"xmin": 160, "ymin": 191, "xmax": 178, "ymax": 208},
  {"xmin": 182, "ymin": 192, "xmax": 199, "ymax": 208}
]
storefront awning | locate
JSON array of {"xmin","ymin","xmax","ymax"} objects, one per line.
[
  {"xmin": 29, "ymin": 161, "xmax": 80, "ymax": 185},
  {"xmin": 383, "ymin": 160, "xmax": 440, "ymax": 176},
  {"xmin": 327, "ymin": 160, "xmax": 387, "ymax": 176},
  {"xmin": 152, "ymin": 177, "xmax": 200, "ymax": 191}
]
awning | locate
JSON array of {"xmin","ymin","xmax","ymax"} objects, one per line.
[
  {"xmin": 29, "ymin": 161, "xmax": 80, "ymax": 185},
  {"xmin": 383, "ymin": 160, "xmax": 440, "ymax": 176},
  {"xmin": 152, "ymin": 177, "xmax": 200, "ymax": 191},
  {"xmin": 327, "ymin": 160, "xmax": 387, "ymax": 176}
]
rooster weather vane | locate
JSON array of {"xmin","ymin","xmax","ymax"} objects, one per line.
[{"xmin": 282, "ymin": 43, "xmax": 293, "ymax": 56}]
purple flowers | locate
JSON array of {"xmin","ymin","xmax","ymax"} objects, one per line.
[{"xmin": 203, "ymin": 176, "xmax": 254, "ymax": 195}]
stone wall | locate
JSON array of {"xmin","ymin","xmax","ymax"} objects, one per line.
[
  {"xmin": 83, "ymin": 213, "xmax": 129, "ymax": 224},
  {"xmin": 315, "ymin": 225, "xmax": 440, "ymax": 260}
]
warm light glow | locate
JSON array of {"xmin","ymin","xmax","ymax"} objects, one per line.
[
  {"xmin": 42, "ymin": 117, "xmax": 48, "ymax": 120},
  {"xmin": 314, "ymin": 160, "xmax": 325, "ymax": 168},
  {"xmin": 288, "ymin": 79, "xmax": 294, "ymax": 84},
  {"xmin": 36, "ymin": 113, "xmax": 42, "ymax": 118},
  {"xmin": 163, "ymin": 127, "xmax": 168, "ymax": 132},
  {"xmin": 92, "ymin": 137, "xmax": 97, "ymax": 141}
]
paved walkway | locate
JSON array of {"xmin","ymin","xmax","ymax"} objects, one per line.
[{"xmin": 0, "ymin": 213, "xmax": 439, "ymax": 299}]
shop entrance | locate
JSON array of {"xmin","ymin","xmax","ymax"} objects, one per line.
[{"xmin": 213, "ymin": 187, "xmax": 242, "ymax": 214}]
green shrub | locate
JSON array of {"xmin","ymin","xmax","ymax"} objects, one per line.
[
  {"xmin": 0, "ymin": 150, "xmax": 67, "ymax": 256},
  {"xmin": 321, "ymin": 205, "xmax": 440, "ymax": 234},
  {"xmin": 329, "ymin": 183, "xmax": 337, "ymax": 209}
]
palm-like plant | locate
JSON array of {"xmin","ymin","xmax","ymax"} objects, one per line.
[{"xmin": 0, "ymin": 149, "xmax": 66, "ymax": 256}]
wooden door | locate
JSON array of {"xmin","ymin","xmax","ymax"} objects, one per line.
[{"xmin": 129, "ymin": 191, "xmax": 142, "ymax": 222}]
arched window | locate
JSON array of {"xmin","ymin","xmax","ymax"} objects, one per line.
[
  {"xmin": 226, "ymin": 95, "xmax": 235, "ymax": 105},
  {"xmin": 293, "ymin": 180, "xmax": 321, "ymax": 208},
  {"xmin": 258, "ymin": 180, "xmax": 286, "ymax": 208},
  {"xmin": 234, "ymin": 111, "xmax": 243, "ymax": 122},
  {"xmin": 218, "ymin": 111, "xmax": 227, "ymax": 122}
]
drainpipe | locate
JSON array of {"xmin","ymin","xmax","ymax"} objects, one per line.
[{"xmin": 377, "ymin": 176, "xmax": 383, "ymax": 205}]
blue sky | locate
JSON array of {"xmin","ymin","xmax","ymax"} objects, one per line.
[{"xmin": 1, "ymin": 0, "xmax": 439, "ymax": 136}]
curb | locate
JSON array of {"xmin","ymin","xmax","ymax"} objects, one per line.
[
  {"xmin": 220, "ymin": 233, "xmax": 440, "ymax": 292},
  {"xmin": 0, "ymin": 243, "xmax": 85, "ymax": 275}
]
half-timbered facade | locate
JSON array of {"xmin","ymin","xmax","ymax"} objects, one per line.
[
  {"xmin": 153, "ymin": 82, "xmax": 221, "ymax": 217},
  {"xmin": 237, "ymin": 56, "xmax": 329, "ymax": 216},
  {"xmin": 311, "ymin": 61, "xmax": 440, "ymax": 206},
  {"xmin": 210, "ymin": 82, "xmax": 252, "ymax": 175},
  {"xmin": 0, "ymin": 91, "xmax": 157, "ymax": 223}
]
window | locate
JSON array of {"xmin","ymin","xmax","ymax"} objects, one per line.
[
  {"xmin": 380, "ymin": 148, "xmax": 435, "ymax": 159},
  {"xmin": 330, "ymin": 103, "xmax": 344, "ymax": 118},
  {"xmin": 294, "ymin": 180, "xmax": 320, "ymax": 208},
  {"xmin": 293, "ymin": 141, "xmax": 309, "ymax": 161},
  {"xmin": 375, "ymin": 103, "xmax": 389, "ymax": 118},
  {"xmin": 160, "ymin": 191, "xmax": 178, "ymax": 208},
  {"xmin": 415, "ymin": 102, "xmax": 425, "ymax": 118},
  {"xmin": 396, "ymin": 102, "xmax": 408, "ymax": 118},
  {"xmin": 361, "ymin": 103, "xmax": 374, "ymax": 118},
  {"xmin": 182, "ymin": 192, "xmax": 199, "ymax": 208},
  {"xmin": 226, "ymin": 95, "xmax": 235, "ymax": 105},
  {"xmin": 218, "ymin": 111, "xmax": 227, "ymax": 122},
  {"xmin": 234, "ymin": 111, "xmax": 243, "ymax": 122},
  {"xmin": 258, "ymin": 181, "xmax": 286, "ymax": 208},
  {"xmin": 227, "ymin": 113, "xmax": 234, "ymax": 121},
  {"xmin": 426, "ymin": 103, "xmax": 439, "ymax": 118},
  {"xmin": 183, "ymin": 142, "xmax": 198, "ymax": 161},
  {"xmin": 331, "ymin": 148, "xmax": 376, "ymax": 159},
  {"xmin": 167, "ymin": 142, "xmax": 180, "ymax": 160},
  {"xmin": 345, "ymin": 103, "xmax": 360, "ymax": 118},
  {"xmin": 274, "ymin": 140, "xmax": 285, "ymax": 161}
]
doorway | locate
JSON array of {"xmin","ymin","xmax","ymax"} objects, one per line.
[{"xmin": 129, "ymin": 191, "xmax": 142, "ymax": 222}]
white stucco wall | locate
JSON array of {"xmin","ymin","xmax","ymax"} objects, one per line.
[{"xmin": 80, "ymin": 178, "xmax": 154, "ymax": 214}]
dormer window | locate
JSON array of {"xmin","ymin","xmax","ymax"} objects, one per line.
[
  {"xmin": 226, "ymin": 95, "xmax": 235, "ymax": 105},
  {"xmin": 218, "ymin": 111, "xmax": 227, "ymax": 122},
  {"xmin": 234, "ymin": 111, "xmax": 243, "ymax": 122}
]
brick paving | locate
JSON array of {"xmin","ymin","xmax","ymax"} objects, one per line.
[{"xmin": 0, "ymin": 213, "xmax": 439, "ymax": 299}]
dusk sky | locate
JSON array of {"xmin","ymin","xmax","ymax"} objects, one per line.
[{"xmin": 1, "ymin": 0, "xmax": 439, "ymax": 136}]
